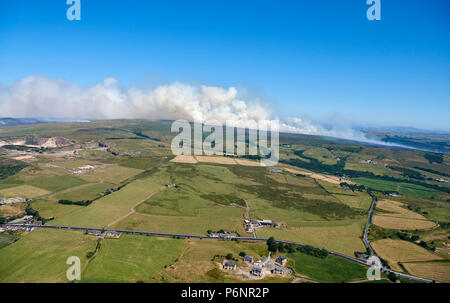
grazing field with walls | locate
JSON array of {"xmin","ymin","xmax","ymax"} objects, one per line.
[
  {"xmin": 371, "ymin": 239, "xmax": 443, "ymax": 271},
  {"xmin": 82, "ymin": 235, "xmax": 184, "ymax": 282},
  {"xmin": 0, "ymin": 184, "xmax": 50, "ymax": 198},
  {"xmin": 287, "ymin": 251, "xmax": 367, "ymax": 283},
  {"xmin": 402, "ymin": 262, "xmax": 450, "ymax": 283},
  {"xmin": 373, "ymin": 199, "xmax": 437, "ymax": 230}
]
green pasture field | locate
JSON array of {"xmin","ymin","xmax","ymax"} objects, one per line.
[
  {"xmin": 0, "ymin": 229, "xmax": 97, "ymax": 282},
  {"xmin": 77, "ymin": 164, "xmax": 143, "ymax": 184},
  {"xmin": 352, "ymin": 177, "xmax": 437, "ymax": 198},
  {"xmin": 28, "ymin": 175, "xmax": 88, "ymax": 193},
  {"xmin": 288, "ymin": 251, "xmax": 367, "ymax": 282},
  {"xmin": 31, "ymin": 199, "xmax": 83, "ymax": 219},
  {"xmin": 0, "ymin": 233, "xmax": 18, "ymax": 249},
  {"xmin": 0, "ymin": 184, "xmax": 50, "ymax": 198},
  {"xmin": 82, "ymin": 235, "xmax": 183, "ymax": 282},
  {"xmin": 53, "ymin": 182, "xmax": 115, "ymax": 202},
  {"xmin": 52, "ymin": 177, "xmax": 165, "ymax": 228}
]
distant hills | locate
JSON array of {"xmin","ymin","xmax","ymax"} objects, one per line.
[{"xmin": 0, "ymin": 117, "xmax": 89, "ymax": 127}]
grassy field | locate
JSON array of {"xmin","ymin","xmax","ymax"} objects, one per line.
[
  {"xmin": 0, "ymin": 229, "xmax": 97, "ymax": 282},
  {"xmin": 78, "ymin": 164, "xmax": 143, "ymax": 184},
  {"xmin": 53, "ymin": 182, "xmax": 115, "ymax": 201},
  {"xmin": 372, "ymin": 199, "xmax": 437, "ymax": 230},
  {"xmin": 371, "ymin": 239, "xmax": 443, "ymax": 271},
  {"xmin": 31, "ymin": 199, "xmax": 82, "ymax": 219},
  {"xmin": 372, "ymin": 216, "xmax": 437, "ymax": 230},
  {"xmin": 0, "ymin": 184, "xmax": 50, "ymax": 198},
  {"xmin": 0, "ymin": 233, "xmax": 18, "ymax": 249},
  {"xmin": 82, "ymin": 235, "xmax": 183, "ymax": 282},
  {"xmin": 0, "ymin": 204, "xmax": 24, "ymax": 217},
  {"xmin": 287, "ymin": 251, "xmax": 367, "ymax": 282},
  {"xmin": 352, "ymin": 177, "xmax": 437, "ymax": 198},
  {"xmin": 53, "ymin": 178, "xmax": 164, "ymax": 228},
  {"xmin": 402, "ymin": 261, "xmax": 450, "ymax": 283},
  {"xmin": 28, "ymin": 175, "xmax": 88, "ymax": 193},
  {"xmin": 257, "ymin": 219, "xmax": 366, "ymax": 256}
]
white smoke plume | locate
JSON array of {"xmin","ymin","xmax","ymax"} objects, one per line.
[{"xmin": 0, "ymin": 75, "xmax": 382, "ymax": 144}]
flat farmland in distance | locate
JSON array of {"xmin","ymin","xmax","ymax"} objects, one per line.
[
  {"xmin": 78, "ymin": 164, "xmax": 143, "ymax": 184},
  {"xmin": 28, "ymin": 175, "xmax": 87, "ymax": 193},
  {"xmin": 82, "ymin": 235, "xmax": 183, "ymax": 282},
  {"xmin": 53, "ymin": 182, "xmax": 115, "ymax": 201},
  {"xmin": 371, "ymin": 239, "xmax": 442, "ymax": 271},
  {"xmin": 0, "ymin": 184, "xmax": 50, "ymax": 198},
  {"xmin": 195, "ymin": 156, "xmax": 238, "ymax": 165},
  {"xmin": 170, "ymin": 155, "xmax": 198, "ymax": 163},
  {"xmin": 352, "ymin": 177, "xmax": 437, "ymax": 198}
]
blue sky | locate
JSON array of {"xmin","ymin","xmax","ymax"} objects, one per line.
[{"xmin": 1, "ymin": 0, "xmax": 449, "ymax": 130}]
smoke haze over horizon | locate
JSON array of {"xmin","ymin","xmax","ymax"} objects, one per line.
[{"xmin": 0, "ymin": 76, "xmax": 404, "ymax": 146}]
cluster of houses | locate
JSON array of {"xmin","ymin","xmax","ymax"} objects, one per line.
[
  {"xmin": 2, "ymin": 216, "xmax": 39, "ymax": 232},
  {"xmin": 244, "ymin": 219, "xmax": 280, "ymax": 234},
  {"xmin": 0, "ymin": 197, "xmax": 27, "ymax": 205},
  {"xmin": 87, "ymin": 230, "xmax": 121, "ymax": 239},
  {"xmin": 8, "ymin": 215, "xmax": 38, "ymax": 225},
  {"xmin": 72, "ymin": 164, "xmax": 98, "ymax": 175},
  {"xmin": 360, "ymin": 159, "xmax": 383, "ymax": 165},
  {"xmin": 208, "ymin": 231, "xmax": 238, "ymax": 239},
  {"xmin": 385, "ymin": 191, "xmax": 400, "ymax": 197},
  {"xmin": 222, "ymin": 254, "xmax": 289, "ymax": 279},
  {"xmin": 2, "ymin": 225, "xmax": 36, "ymax": 232},
  {"xmin": 435, "ymin": 178, "xmax": 448, "ymax": 183},
  {"xmin": 268, "ymin": 167, "xmax": 283, "ymax": 173}
]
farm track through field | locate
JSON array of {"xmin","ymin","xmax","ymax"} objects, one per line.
[{"xmin": 106, "ymin": 187, "xmax": 166, "ymax": 228}]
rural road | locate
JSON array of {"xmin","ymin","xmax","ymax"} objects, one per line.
[
  {"xmin": 3, "ymin": 223, "xmax": 440, "ymax": 283},
  {"xmin": 363, "ymin": 192, "xmax": 377, "ymax": 256}
]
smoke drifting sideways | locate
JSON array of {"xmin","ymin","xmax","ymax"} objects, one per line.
[{"xmin": 0, "ymin": 76, "xmax": 404, "ymax": 148}]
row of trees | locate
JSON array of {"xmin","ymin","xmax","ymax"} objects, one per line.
[
  {"xmin": 25, "ymin": 203, "xmax": 53, "ymax": 224},
  {"xmin": 340, "ymin": 182, "xmax": 365, "ymax": 192},
  {"xmin": 58, "ymin": 199, "xmax": 92, "ymax": 206},
  {"xmin": 266, "ymin": 237, "xmax": 328, "ymax": 259}
]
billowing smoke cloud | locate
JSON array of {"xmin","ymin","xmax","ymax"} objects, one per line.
[{"xmin": 0, "ymin": 75, "xmax": 387, "ymax": 144}]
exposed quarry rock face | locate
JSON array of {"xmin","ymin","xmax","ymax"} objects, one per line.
[{"xmin": 0, "ymin": 136, "xmax": 76, "ymax": 148}]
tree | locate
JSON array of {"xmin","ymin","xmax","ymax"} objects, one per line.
[
  {"xmin": 239, "ymin": 251, "xmax": 246, "ymax": 257},
  {"xmin": 387, "ymin": 272, "xmax": 398, "ymax": 282},
  {"xmin": 267, "ymin": 237, "xmax": 278, "ymax": 253},
  {"xmin": 225, "ymin": 253, "xmax": 233, "ymax": 260}
]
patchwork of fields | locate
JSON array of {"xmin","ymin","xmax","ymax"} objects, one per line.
[{"xmin": 0, "ymin": 120, "xmax": 449, "ymax": 283}]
